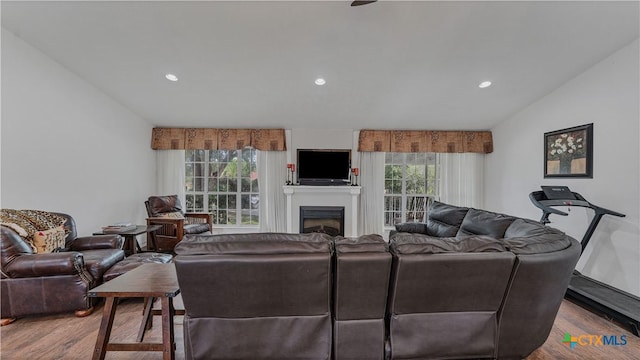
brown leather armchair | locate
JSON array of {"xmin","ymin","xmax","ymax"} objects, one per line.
[
  {"xmin": 145, "ymin": 195, "xmax": 212, "ymax": 252},
  {"xmin": 1, "ymin": 212, "xmax": 124, "ymax": 325}
]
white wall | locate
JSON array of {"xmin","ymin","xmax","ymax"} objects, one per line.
[
  {"xmin": 486, "ymin": 39, "xmax": 640, "ymax": 296},
  {"xmin": 1, "ymin": 29, "xmax": 156, "ymax": 236}
]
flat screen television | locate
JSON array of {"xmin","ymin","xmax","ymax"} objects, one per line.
[{"xmin": 297, "ymin": 149, "xmax": 351, "ymax": 186}]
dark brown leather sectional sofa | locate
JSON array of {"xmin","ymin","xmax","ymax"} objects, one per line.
[
  {"xmin": 388, "ymin": 201, "xmax": 581, "ymax": 359},
  {"xmin": 174, "ymin": 201, "xmax": 581, "ymax": 360}
]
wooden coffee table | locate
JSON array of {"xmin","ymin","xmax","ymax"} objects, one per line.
[
  {"xmin": 88, "ymin": 263, "xmax": 179, "ymax": 360},
  {"xmin": 94, "ymin": 225, "xmax": 162, "ymax": 255}
]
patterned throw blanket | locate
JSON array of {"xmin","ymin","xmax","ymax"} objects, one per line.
[{"xmin": 0, "ymin": 209, "xmax": 68, "ymax": 253}]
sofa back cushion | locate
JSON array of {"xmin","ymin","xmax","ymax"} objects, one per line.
[
  {"xmin": 393, "ymin": 222, "xmax": 427, "ymax": 235},
  {"xmin": 391, "ymin": 233, "xmax": 508, "ymax": 254},
  {"xmin": 503, "ymin": 218, "xmax": 573, "ymax": 254},
  {"xmin": 334, "ymin": 234, "xmax": 389, "ymax": 254},
  {"xmin": 176, "ymin": 233, "xmax": 333, "ymax": 360},
  {"xmin": 175, "ymin": 232, "xmax": 332, "ymax": 255},
  {"xmin": 456, "ymin": 208, "xmax": 516, "ymax": 238},
  {"xmin": 175, "ymin": 232, "xmax": 332, "ymax": 318},
  {"xmin": 387, "ymin": 249, "xmax": 516, "ymax": 359},
  {"xmin": 333, "ymin": 234, "xmax": 391, "ymax": 319},
  {"xmin": 425, "ymin": 201, "xmax": 469, "ymax": 237}
]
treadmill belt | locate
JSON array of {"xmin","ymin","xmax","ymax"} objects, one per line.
[{"xmin": 569, "ymin": 273, "xmax": 640, "ymax": 329}]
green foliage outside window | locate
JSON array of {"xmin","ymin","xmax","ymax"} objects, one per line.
[
  {"xmin": 384, "ymin": 153, "xmax": 437, "ymax": 226},
  {"xmin": 185, "ymin": 149, "xmax": 259, "ymax": 226}
]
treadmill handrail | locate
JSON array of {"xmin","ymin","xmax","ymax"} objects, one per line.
[
  {"xmin": 529, "ymin": 190, "xmax": 626, "ymax": 252},
  {"xmin": 530, "ymin": 190, "xmax": 625, "ymax": 218}
]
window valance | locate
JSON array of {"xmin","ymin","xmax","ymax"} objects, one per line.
[
  {"xmin": 151, "ymin": 128, "xmax": 286, "ymax": 151},
  {"xmin": 358, "ymin": 130, "xmax": 493, "ymax": 153}
]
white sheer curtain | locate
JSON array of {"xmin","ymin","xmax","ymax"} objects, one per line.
[
  {"xmin": 155, "ymin": 150, "xmax": 186, "ymax": 205},
  {"xmin": 258, "ymin": 150, "xmax": 287, "ymax": 232},
  {"xmin": 358, "ymin": 152, "xmax": 385, "ymax": 235},
  {"xmin": 438, "ymin": 153, "xmax": 485, "ymax": 208}
]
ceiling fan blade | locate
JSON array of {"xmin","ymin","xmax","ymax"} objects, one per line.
[{"xmin": 351, "ymin": 1, "xmax": 377, "ymax": 6}]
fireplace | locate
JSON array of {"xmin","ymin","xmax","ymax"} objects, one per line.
[
  {"xmin": 284, "ymin": 185, "xmax": 360, "ymax": 237},
  {"xmin": 300, "ymin": 206, "xmax": 345, "ymax": 237}
]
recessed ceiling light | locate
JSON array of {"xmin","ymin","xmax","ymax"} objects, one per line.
[
  {"xmin": 478, "ymin": 81, "xmax": 492, "ymax": 88},
  {"xmin": 315, "ymin": 78, "xmax": 326, "ymax": 86},
  {"xmin": 165, "ymin": 73, "xmax": 179, "ymax": 82}
]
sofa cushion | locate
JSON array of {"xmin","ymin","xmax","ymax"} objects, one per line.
[
  {"xmin": 503, "ymin": 218, "xmax": 573, "ymax": 254},
  {"xmin": 334, "ymin": 234, "xmax": 388, "ymax": 253},
  {"xmin": 505, "ymin": 218, "xmax": 556, "ymax": 238},
  {"xmin": 80, "ymin": 249, "xmax": 126, "ymax": 281},
  {"xmin": 184, "ymin": 223, "xmax": 210, "ymax": 234},
  {"xmin": 391, "ymin": 233, "xmax": 507, "ymax": 254},
  {"xmin": 394, "ymin": 222, "xmax": 427, "ymax": 235},
  {"xmin": 425, "ymin": 201, "xmax": 469, "ymax": 237},
  {"xmin": 175, "ymin": 232, "xmax": 333, "ymax": 255},
  {"xmin": 457, "ymin": 208, "xmax": 516, "ymax": 238}
]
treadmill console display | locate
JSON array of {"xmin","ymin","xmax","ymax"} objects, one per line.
[{"xmin": 541, "ymin": 186, "xmax": 576, "ymax": 200}]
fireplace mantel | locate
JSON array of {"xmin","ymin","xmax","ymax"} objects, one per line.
[{"xmin": 283, "ymin": 185, "xmax": 361, "ymax": 237}]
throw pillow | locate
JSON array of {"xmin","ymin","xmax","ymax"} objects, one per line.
[
  {"xmin": 156, "ymin": 211, "xmax": 185, "ymax": 219},
  {"xmin": 31, "ymin": 225, "xmax": 66, "ymax": 253}
]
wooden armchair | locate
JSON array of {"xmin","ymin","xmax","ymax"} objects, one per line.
[{"xmin": 145, "ymin": 195, "xmax": 212, "ymax": 252}]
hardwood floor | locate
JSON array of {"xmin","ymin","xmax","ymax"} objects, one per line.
[
  {"xmin": 526, "ymin": 300, "xmax": 639, "ymax": 360},
  {"xmin": 1, "ymin": 298, "xmax": 638, "ymax": 359}
]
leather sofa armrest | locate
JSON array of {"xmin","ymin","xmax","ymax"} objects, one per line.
[
  {"xmin": 4, "ymin": 252, "xmax": 85, "ymax": 278},
  {"xmin": 70, "ymin": 235, "xmax": 124, "ymax": 251}
]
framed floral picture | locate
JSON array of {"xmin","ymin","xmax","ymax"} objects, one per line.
[{"xmin": 544, "ymin": 123, "xmax": 593, "ymax": 178}]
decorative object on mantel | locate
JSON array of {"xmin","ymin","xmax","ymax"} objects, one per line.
[
  {"xmin": 358, "ymin": 129, "xmax": 493, "ymax": 153},
  {"xmin": 151, "ymin": 128, "xmax": 286, "ymax": 151},
  {"xmin": 351, "ymin": 168, "xmax": 359, "ymax": 186},
  {"xmin": 544, "ymin": 123, "xmax": 593, "ymax": 178},
  {"xmin": 286, "ymin": 163, "xmax": 296, "ymax": 185}
]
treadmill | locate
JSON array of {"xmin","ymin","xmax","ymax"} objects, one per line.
[{"xmin": 529, "ymin": 186, "xmax": 640, "ymax": 336}]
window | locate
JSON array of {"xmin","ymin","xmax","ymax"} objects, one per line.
[
  {"xmin": 185, "ymin": 149, "xmax": 259, "ymax": 226},
  {"xmin": 384, "ymin": 153, "xmax": 438, "ymax": 226}
]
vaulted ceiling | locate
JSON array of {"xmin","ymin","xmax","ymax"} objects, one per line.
[{"xmin": 2, "ymin": 1, "xmax": 638, "ymax": 130}]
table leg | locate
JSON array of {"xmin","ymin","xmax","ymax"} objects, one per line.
[
  {"xmin": 121, "ymin": 235, "xmax": 132, "ymax": 256},
  {"xmin": 122, "ymin": 235, "xmax": 142, "ymax": 255},
  {"xmin": 148, "ymin": 231, "xmax": 158, "ymax": 251},
  {"xmin": 135, "ymin": 237, "xmax": 142, "ymax": 253},
  {"xmin": 137, "ymin": 296, "xmax": 155, "ymax": 342},
  {"xmin": 92, "ymin": 297, "xmax": 118, "ymax": 360},
  {"xmin": 161, "ymin": 297, "xmax": 176, "ymax": 360}
]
